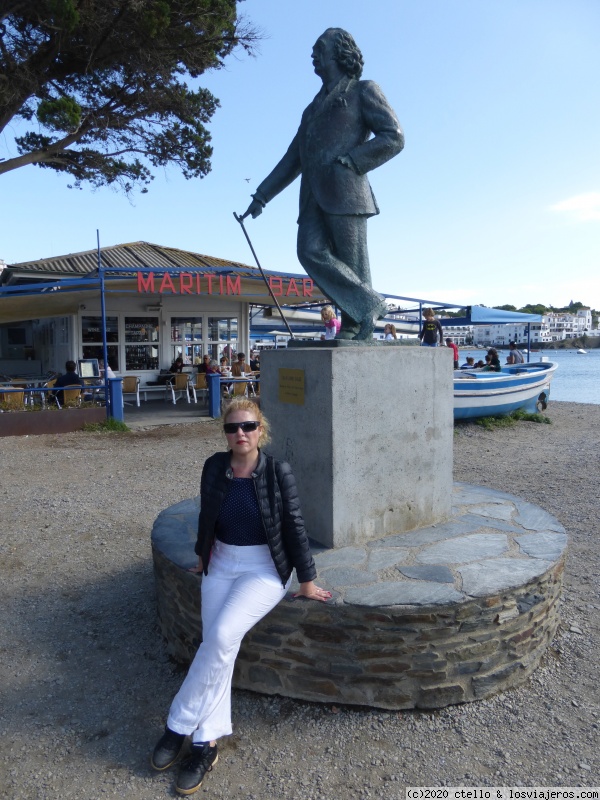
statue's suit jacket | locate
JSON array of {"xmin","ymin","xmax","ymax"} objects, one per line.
[{"xmin": 256, "ymin": 75, "xmax": 404, "ymax": 219}]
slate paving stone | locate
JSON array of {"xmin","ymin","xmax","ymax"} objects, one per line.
[
  {"xmin": 461, "ymin": 514, "xmax": 523, "ymax": 534},
  {"xmin": 459, "ymin": 557, "xmax": 554, "ymax": 596},
  {"xmin": 319, "ymin": 567, "xmax": 376, "ymax": 588},
  {"xmin": 398, "ymin": 565, "xmax": 455, "ymax": 583},
  {"xmin": 512, "ymin": 500, "xmax": 565, "ymax": 532},
  {"xmin": 367, "ymin": 547, "xmax": 412, "ymax": 571},
  {"xmin": 468, "ymin": 502, "xmax": 515, "ymax": 521},
  {"xmin": 372, "ymin": 516, "xmax": 483, "ymax": 548},
  {"xmin": 345, "ymin": 581, "xmax": 465, "ymax": 607},
  {"xmin": 516, "ymin": 531, "xmax": 568, "ymax": 560},
  {"xmin": 314, "ymin": 546, "xmax": 366, "ymax": 569},
  {"xmin": 416, "ymin": 533, "xmax": 509, "ymax": 565}
]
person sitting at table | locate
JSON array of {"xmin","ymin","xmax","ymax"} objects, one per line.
[
  {"xmin": 99, "ymin": 359, "xmax": 116, "ymax": 379},
  {"xmin": 249, "ymin": 351, "xmax": 260, "ymax": 372},
  {"xmin": 231, "ymin": 353, "xmax": 249, "ymax": 377},
  {"xmin": 170, "ymin": 356, "xmax": 184, "ymax": 373},
  {"xmin": 53, "ymin": 360, "xmax": 84, "ymax": 405},
  {"xmin": 206, "ymin": 360, "xmax": 221, "ymax": 375},
  {"xmin": 198, "ymin": 355, "xmax": 211, "ymax": 374},
  {"xmin": 219, "ymin": 356, "xmax": 230, "ymax": 371}
]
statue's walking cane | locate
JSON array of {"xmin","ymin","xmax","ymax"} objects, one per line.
[{"xmin": 234, "ymin": 212, "xmax": 295, "ymax": 340}]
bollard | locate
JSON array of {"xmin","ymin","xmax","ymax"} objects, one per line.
[
  {"xmin": 207, "ymin": 372, "xmax": 221, "ymax": 418},
  {"xmin": 107, "ymin": 377, "xmax": 124, "ymax": 421}
]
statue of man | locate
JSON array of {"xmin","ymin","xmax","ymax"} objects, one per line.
[{"xmin": 243, "ymin": 28, "xmax": 404, "ymax": 340}]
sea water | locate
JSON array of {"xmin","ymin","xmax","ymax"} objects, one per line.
[{"xmin": 459, "ymin": 348, "xmax": 600, "ymax": 405}]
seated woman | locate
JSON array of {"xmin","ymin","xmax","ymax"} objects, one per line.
[
  {"xmin": 170, "ymin": 356, "xmax": 184, "ymax": 374},
  {"xmin": 206, "ymin": 360, "xmax": 221, "ymax": 375},
  {"xmin": 482, "ymin": 348, "xmax": 501, "ymax": 372}
]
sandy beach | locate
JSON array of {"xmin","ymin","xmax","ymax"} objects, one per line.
[{"xmin": 0, "ymin": 401, "xmax": 598, "ymax": 798}]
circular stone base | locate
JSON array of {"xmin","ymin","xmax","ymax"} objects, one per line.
[{"xmin": 151, "ymin": 482, "xmax": 566, "ymax": 710}]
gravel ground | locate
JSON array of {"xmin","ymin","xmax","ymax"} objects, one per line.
[{"xmin": 0, "ymin": 402, "xmax": 598, "ymax": 799}]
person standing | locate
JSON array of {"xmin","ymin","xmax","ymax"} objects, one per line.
[
  {"xmin": 418, "ymin": 309, "xmax": 443, "ymax": 347},
  {"xmin": 445, "ymin": 337, "xmax": 459, "ymax": 369},
  {"xmin": 151, "ymin": 398, "xmax": 331, "ymax": 796},
  {"xmin": 243, "ymin": 28, "xmax": 404, "ymax": 340},
  {"xmin": 320, "ymin": 305, "xmax": 341, "ymax": 340},
  {"xmin": 506, "ymin": 341, "xmax": 524, "ymax": 364}
]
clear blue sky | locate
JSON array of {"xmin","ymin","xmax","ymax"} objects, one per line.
[{"xmin": 2, "ymin": 0, "xmax": 599, "ymax": 311}]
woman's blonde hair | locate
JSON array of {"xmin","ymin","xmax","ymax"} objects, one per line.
[
  {"xmin": 423, "ymin": 307, "xmax": 435, "ymax": 319},
  {"xmin": 223, "ymin": 397, "xmax": 271, "ymax": 448},
  {"xmin": 385, "ymin": 323, "xmax": 397, "ymax": 339},
  {"xmin": 321, "ymin": 305, "xmax": 335, "ymax": 321}
]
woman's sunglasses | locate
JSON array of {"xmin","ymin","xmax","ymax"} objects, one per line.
[{"xmin": 223, "ymin": 421, "xmax": 260, "ymax": 434}]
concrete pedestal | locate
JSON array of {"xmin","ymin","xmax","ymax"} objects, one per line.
[{"xmin": 260, "ymin": 346, "xmax": 454, "ymax": 548}]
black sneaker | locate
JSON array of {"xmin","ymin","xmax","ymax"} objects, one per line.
[
  {"xmin": 175, "ymin": 742, "xmax": 218, "ymax": 795},
  {"xmin": 151, "ymin": 725, "xmax": 187, "ymax": 771}
]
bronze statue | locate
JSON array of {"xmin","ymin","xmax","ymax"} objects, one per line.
[{"xmin": 243, "ymin": 28, "xmax": 404, "ymax": 340}]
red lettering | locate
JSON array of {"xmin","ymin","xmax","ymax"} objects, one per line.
[
  {"xmin": 269, "ymin": 277, "xmax": 283, "ymax": 296},
  {"xmin": 226, "ymin": 275, "xmax": 241, "ymax": 295},
  {"xmin": 137, "ymin": 272, "xmax": 155, "ymax": 293},
  {"xmin": 159, "ymin": 273, "xmax": 177, "ymax": 294},
  {"xmin": 180, "ymin": 273, "xmax": 193, "ymax": 295},
  {"xmin": 205, "ymin": 274, "xmax": 215, "ymax": 294},
  {"xmin": 285, "ymin": 278, "xmax": 300, "ymax": 297},
  {"xmin": 302, "ymin": 279, "xmax": 313, "ymax": 297},
  {"xmin": 196, "ymin": 273, "xmax": 202, "ymax": 294},
  {"xmin": 219, "ymin": 275, "xmax": 224, "ymax": 295}
]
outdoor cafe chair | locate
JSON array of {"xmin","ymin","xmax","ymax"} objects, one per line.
[
  {"xmin": 56, "ymin": 385, "xmax": 82, "ymax": 409},
  {"xmin": 165, "ymin": 373, "xmax": 191, "ymax": 404},
  {"xmin": 37, "ymin": 378, "xmax": 56, "ymax": 408},
  {"xmin": 232, "ymin": 381, "xmax": 248, "ymax": 397},
  {"xmin": 0, "ymin": 389, "xmax": 25, "ymax": 410},
  {"xmin": 190, "ymin": 373, "xmax": 208, "ymax": 405},
  {"xmin": 122, "ymin": 375, "xmax": 141, "ymax": 407}
]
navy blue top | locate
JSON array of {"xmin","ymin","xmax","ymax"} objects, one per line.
[{"xmin": 216, "ymin": 478, "xmax": 267, "ymax": 546}]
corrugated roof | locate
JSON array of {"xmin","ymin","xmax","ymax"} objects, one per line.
[{"xmin": 5, "ymin": 241, "xmax": 291, "ymax": 278}]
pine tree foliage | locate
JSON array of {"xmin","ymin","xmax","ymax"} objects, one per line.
[{"xmin": 0, "ymin": 0, "xmax": 258, "ymax": 193}]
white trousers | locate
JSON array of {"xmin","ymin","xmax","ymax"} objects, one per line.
[{"xmin": 167, "ymin": 541, "xmax": 289, "ymax": 743}]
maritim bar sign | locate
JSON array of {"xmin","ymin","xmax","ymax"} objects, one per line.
[{"xmin": 136, "ymin": 271, "xmax": 315, "ymax": 298}]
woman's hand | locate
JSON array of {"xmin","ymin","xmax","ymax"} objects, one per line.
[
  {"xmin": 293, "ymin": 581, "xmax": 332, "ymax": 602},
  {"xmin": 188, "ymin": 558, "xmax": 203, "ymax": 574}
]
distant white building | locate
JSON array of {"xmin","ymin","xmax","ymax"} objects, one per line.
[
  {"xmin": 471, "ymin": 308, "xmax": 593, "ymax": 345},
  {"xmin": 438, "ymin": 320, "xmax": 473, "ymax": 345}
]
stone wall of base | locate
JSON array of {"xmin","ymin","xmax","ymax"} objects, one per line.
[{"xmin": 152, "ymin": 544, "xmax": 564, "ymax": 710}]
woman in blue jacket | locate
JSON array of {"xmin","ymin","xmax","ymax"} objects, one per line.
[{"xmin": 151, "ymin": 397, "xmax": 330, "ymax": 795}]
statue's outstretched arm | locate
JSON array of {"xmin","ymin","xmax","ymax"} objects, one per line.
[{"xmin": 242, "ymin": 133, "xmax": 302, "ymax": 220}]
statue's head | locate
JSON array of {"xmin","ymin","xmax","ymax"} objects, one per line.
[{"xmin": 316, "ymin": 28, "xmax": 364, "ymax": 79}]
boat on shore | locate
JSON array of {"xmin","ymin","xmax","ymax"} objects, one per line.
[{"xmin": 454, "ymin": 361, "xmax": 558, "ymax": 420}]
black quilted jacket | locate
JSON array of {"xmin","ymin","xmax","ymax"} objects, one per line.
[{"xmin": 195, "ymin": 450, "xmax": 317, "ymax": 587}]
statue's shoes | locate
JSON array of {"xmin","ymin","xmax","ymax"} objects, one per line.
[
  {"xmin": 336, "ymin": 326, "xmax": 359, "ymax": 340},
  {"xmin": 354, "ymin": 316, "xmax": 375, "ymax": 340}
]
